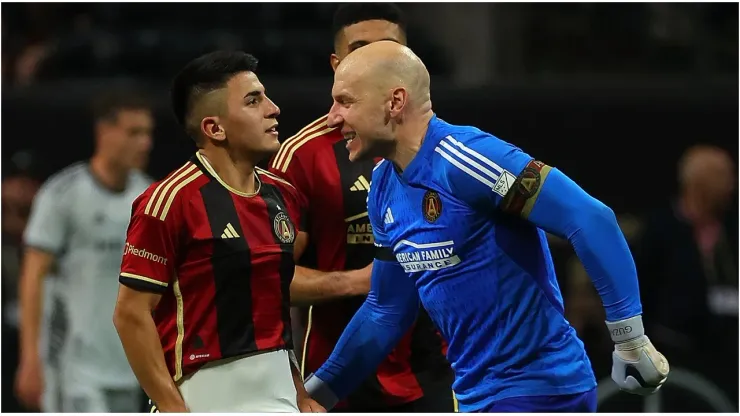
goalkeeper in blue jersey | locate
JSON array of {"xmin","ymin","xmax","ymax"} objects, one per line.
[{"xmin": 304, "ymin": 41, "xmax": 670, "ymax": 413}]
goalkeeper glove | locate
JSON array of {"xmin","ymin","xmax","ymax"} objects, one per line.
[{"xmin": 607, "ymin": 315, "xmax": 669, "ymax": 395}]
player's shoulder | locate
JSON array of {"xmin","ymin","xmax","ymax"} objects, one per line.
[
  {"xmin": 269, "ymin": 114, "xmax": 341, "ymax": 173},
  {"xmin": 133, "ymin": 160, "xmax": 206, "ymax": 221},
  {"xmin": 40, "ymin": 161, "xmax": 88, "ymax": 196},
  {"xmin": 437, "ymin": 118, "xmax": 510, "ymax": 150},
  {"xmin": 434, "ymin": 119, "xmax": 521, "ymax": 173}
]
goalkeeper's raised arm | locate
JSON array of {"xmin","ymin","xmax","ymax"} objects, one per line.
[{"xmin": 496, "ymin": 159, "xmax": 670, "ymax": 394}]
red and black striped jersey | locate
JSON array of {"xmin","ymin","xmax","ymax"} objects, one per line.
[
  {"xmin": 269, "ymin": 116, "xmax": 451, "ymax": 409},
  {"xmin": 119, "ymin": 152, "xmax": 299, "ymax": 381}
]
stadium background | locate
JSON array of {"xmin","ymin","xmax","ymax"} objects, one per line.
[{"xmin": 1, "ymin": 2, "xmax": 737, "ymax": 413}]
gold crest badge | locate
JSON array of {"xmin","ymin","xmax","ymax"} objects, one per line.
[
  {"xmin": 422, "ymin": 191, "xmax": 442, "ymax": 223},
  {"xmin": 273, "ymin": 212, "xmax": 296, "ymax": 244}
]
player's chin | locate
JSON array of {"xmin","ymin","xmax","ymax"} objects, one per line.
[
  {"xmin": 349, "ymin": 144, "xmax": 379, "ymax": 163},
  {"xmin": 348, "ymin": 148, "xmax": 361, "ymax": 162},
  {"xmin": 262, "ymin": 132, "xmax": 281, "ymax": 153},
  {"xmin": 349, "ymin": 148, "xmax": 373, "ymax": 163},
  {"xmin": 347, "ymin": 138, "xmax": 366, "ymax": 162}
]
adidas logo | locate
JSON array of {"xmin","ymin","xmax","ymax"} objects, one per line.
[
  {"xmin": 221, "ymin": 223, "xmax": 240, "ymax": 239},
  {"xmin": 384, "ymin": 208, "xmax": 394, "ymax": 224},
  {"xmin": 350, "ymin": 175, "xmax": 371, "ymax": 192}
]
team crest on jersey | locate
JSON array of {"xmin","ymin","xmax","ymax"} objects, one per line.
[
  {"xmin": 273, "ymin": 211, "xmax": 296, "ymax": 244},
  {"xmin": 422, "ymin": 191, "xmax": 442, "ymax": 223}
]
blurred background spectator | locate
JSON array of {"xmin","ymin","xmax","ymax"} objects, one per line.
[
  {"xmin": 636, "ymin": 145, "xmax": 737, "ymax": 406},
  {"xmin": 2, "ymin": 151, "xmax": 42, "ymax": 412},
  {"xmin": 2, "ymin": 2, "xmax": 737, "ymax": 413}
]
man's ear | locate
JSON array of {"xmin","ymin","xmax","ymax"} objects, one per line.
[
  {"xmin": 201, "ymin": 116, "xmax": 226, "ymax": 142},
  {"xmin": 389, "ymin": 87, "xmax": 408, "ymax": 117}
]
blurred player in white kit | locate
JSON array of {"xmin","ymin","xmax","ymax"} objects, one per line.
[{"xmin": 15, "ymin": 89, "xmax": 155, "ymax": 412}]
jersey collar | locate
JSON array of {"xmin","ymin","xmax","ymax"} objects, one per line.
[{"xmin": 402, "ymin": 113, "xmax": 443, "ymax": 183}]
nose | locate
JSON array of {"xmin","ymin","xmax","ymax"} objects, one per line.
[
  {"xmin": 327, "ymin": 102, "xmax": 343, "ymax": 128},
  {"xmin": 266, "ymin": 96, "xmax": 280, "ymax": 118}
]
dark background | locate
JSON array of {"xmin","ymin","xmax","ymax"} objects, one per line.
[{"xmin": 2, "ymin": 2, "xmax": 738, "ymax": 413}]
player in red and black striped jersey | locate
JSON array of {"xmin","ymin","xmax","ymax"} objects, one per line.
[
  {"xmin": 113, "ymin": 51, "xmax": 324, "ymax": 413},
  {"xmin": 270, "ymin": 4, "xmax": 454, "ymax": 412}
]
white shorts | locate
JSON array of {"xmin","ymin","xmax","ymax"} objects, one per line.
[{"xmin": 177, "ymin": 349, "xmax": 299, "ymax": 412}]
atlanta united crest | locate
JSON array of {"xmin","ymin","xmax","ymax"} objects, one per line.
[
  {"xmin": 273, "ymin": 211, "xmax": 296, "ymax": 244},
  {"xmin": 422, "ymin": 190, "xmax": 442, "ymax": 223}
]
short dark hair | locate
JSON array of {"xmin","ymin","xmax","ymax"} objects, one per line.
[
  {"xmin": 332, "ymin": 3, "xmax": 407, "ymax": 42},
  {"xmin": 171, "ymin": 50, "xmax": 259, "ymax": 141},
  {"xmin": 91, "ymin": 88, "xmax": 151, "ymax": 124}
]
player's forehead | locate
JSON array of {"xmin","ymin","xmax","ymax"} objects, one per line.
[
  {"xmin": 331, "ymin": 71, "xmax": 359, "ymax": 98},
  {"xmin": 341, "ymin": 20, "xmax": 404, "ymax": 52},
  {"xmin": 226, "ymin": 71, "xmax": 265, "ymax": 97}
]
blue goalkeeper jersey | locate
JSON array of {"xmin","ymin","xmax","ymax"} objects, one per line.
[{"xmin": 367, "ymin": 115, "xmax": 596, "ymax": 409}]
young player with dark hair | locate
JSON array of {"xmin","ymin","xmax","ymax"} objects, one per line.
[{"xmin": 113, "ymin": 51, "xmax": 323, "ymax": 413}]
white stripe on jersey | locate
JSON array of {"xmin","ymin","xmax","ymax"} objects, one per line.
[
  {"xmin": 443, "ymin": 135, "xmax": 505, "ymax": 175},
  {"xmin": 435, "ymin": 147, "xmax": 497, "ymax": 189},
  {"xmin": 394, "ymin": 239, "xmax": 455, "ymax": 250},
  {"xmin": 438, "ymin": 139, "xmax": 501, "ymax": 185},
  {"xmin": 436, "ymin": 135, "xmax": 510, "ymax": 190}
]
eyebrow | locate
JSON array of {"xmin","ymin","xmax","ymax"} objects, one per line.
[{"xmin": 244, "ymin": 90, "xmax": 263, "ymax": 99}]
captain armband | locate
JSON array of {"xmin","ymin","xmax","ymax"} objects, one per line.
[{"xmin": 500, "ymin": 159, "xmax": 553, "ymax": 218}]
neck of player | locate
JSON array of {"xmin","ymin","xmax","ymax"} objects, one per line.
[
  {"xmin": 90, "ymin": 154, "xmax": 129, "ymax": 192},
  {"xmin": 390, "ymin": 108, "xmax": 434, "ymax": 172},
  {"xmin": 198, "ymin": 147, "xmax": 259, "ymax": 195}
]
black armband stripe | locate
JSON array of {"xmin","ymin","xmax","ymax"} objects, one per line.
[{"xmin": 119, "ymin": 273, "xmax": 168, "ymax": 294}]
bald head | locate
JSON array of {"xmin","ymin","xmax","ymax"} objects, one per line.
[
  {"xmin": 678, "ymin": 145, "xmax": 735, "ymax": 213},
  {"xmin": 679, "ymin": 145, "xmax": 734, "ymax": 186},
  {"xmin": 336, "ymin": 40, "xmax": 430, "ymax": 108},
  {"xmin": 328, "ymin": 41, "xmax": 435, "ymax": 163}
]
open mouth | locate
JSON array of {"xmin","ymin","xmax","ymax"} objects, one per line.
[
  {"xmin": 344, "ymin": 131, "xmax": 356, "ymax": 145},
  {"xmin": 265, "ymin": 124, "xmax": 278, "ymax": 135}
]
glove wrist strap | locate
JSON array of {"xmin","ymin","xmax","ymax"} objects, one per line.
[
  {"xmin": 605, "ymin": 315, "xmax": 644, "ymax": 343},
  {"xmin": 304, "ymin": 373, "xmax": 339, "ymax": 410}
]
